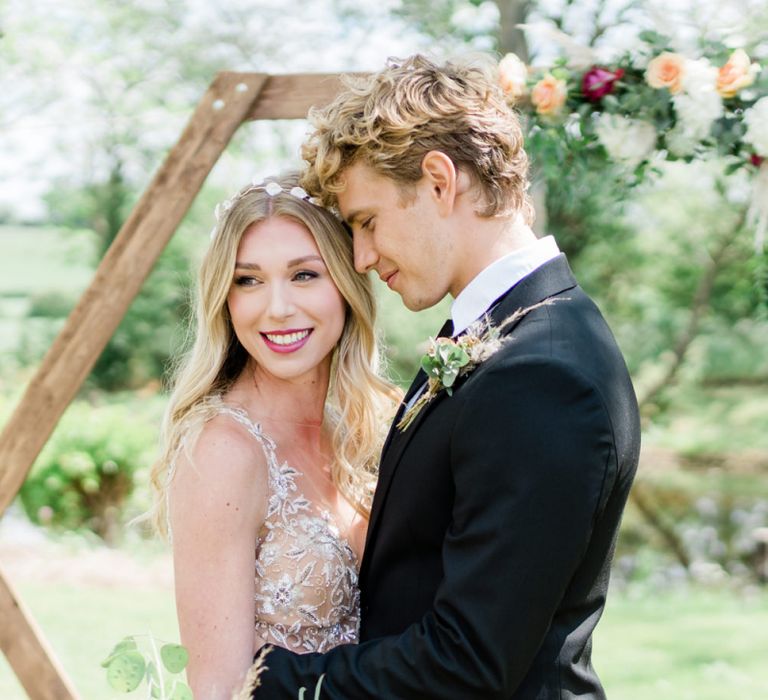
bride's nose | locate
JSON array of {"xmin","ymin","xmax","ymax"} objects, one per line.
[{"xmin": 266, "ymin": 282, "xmax": 296, "ymax": 319}]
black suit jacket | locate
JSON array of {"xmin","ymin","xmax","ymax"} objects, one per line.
[{"xmin": 254, "ymin": 255, "xmax": 641, "ymax": 699}]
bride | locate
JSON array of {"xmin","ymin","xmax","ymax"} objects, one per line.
[{"xmin": 148, "ymin": 173, "xmax": 398, "ymax": 699}]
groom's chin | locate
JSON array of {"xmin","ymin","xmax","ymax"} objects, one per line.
[{"xmin": 402, "ymin": 296, "xmax": 432, "ymax": 311}]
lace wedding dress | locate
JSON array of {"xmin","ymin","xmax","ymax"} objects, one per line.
[{"xmin": 207, "ymin": 403, "xmax": 361, "ymax": 654}]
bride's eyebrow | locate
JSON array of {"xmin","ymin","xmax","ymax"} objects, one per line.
[
  {"xmin": 287, "ymin": 255, "xmax": 324, "ymax": 267},
  {"xmin": 234, "ymin": 256, "xmax": 325, "ymax": 270}
]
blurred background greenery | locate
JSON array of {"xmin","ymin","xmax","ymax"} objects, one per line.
[{"xmin": 1, "ymin": 0, "xmax": 767, "ymax": 698}]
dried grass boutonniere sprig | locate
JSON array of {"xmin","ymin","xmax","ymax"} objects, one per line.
[{"xmin": 397, "ymin": 298, "xmax": 562, "ymax": 431}]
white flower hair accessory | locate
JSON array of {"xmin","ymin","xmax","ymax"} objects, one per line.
[{"xmin": 209, "ymin": 178, "xmax": 322, "ymax": 239}]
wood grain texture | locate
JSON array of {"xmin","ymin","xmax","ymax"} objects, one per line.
[
  {"xmin": 247, "ymin": 73, "xmax": 360, "ymax": 119},
  {"xmin": 0, "ymin": 567, "xmax": 80, "ymax": 699}
]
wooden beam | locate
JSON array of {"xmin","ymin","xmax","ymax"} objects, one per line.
[
  {"xmin": 0, "ymin": 566, "xmax": 80, "ymax": 700},
  {"xmin": 247, "ymin": 73, "xmax": 359, "ymax": 120},
  {"xmin": 0, "ymin": 71, "xmax": 268, "ymax": 517}
]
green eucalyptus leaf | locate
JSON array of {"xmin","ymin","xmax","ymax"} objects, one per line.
[
  {"xmin": 101, "ymin": 637, "xmax": 138, "ymax": 667},
  {"xmin": 421, "ymin": 354, "xmax": 440, "ymax": 374},
  {"xmin": 106, "ymin": 651, "xmax": 146, "ymax": 693},
  {"xmin": 161, "ymin": 644, "xmax": 189, "ymax": 673},
  {"xmin": 436, "ymin": 342, "xmax": 453, "ymax": 363},
  {"xmin": 454, "ymin": 346, "xmax": 470, "ymax": 365},
  {"xmin": 442, "ymin": 368, "xmax": 459, "ymax": 388},
  {"xmin": 169, "ymin": 681, "xmax": 194, "ymax": 700}
]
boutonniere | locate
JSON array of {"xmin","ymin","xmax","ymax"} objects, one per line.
[{"xmin": 397, "ymin": 298, "xmax": 562, "ymax": 431}]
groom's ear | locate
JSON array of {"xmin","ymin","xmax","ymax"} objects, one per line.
[{"xmin": 421, "ymin": 151, "xmax": 459, "ymax": 216}]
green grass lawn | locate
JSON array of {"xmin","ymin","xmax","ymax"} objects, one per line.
[
  {"xmin": 0, "ymin": 225, "xmax": 96, "ymax": 357},
  {"xmin": 594, "ymin": 587, "xmax": 768, "ymax": 699},
  {"xmin": 0, "ymin": 225, "xmax": 95, "ymax": 296},
  {"xmin": 0, "ymin": 580, "xmax": 766, "ymax": 699},
  {"xmin": 0, "ymin": 582, "xmax": 179, "ymax": 700}
]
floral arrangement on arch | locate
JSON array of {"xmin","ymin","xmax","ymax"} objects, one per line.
[{"xmin": 497, "ymin": 30, "xmax": 768, "ymax": 247}]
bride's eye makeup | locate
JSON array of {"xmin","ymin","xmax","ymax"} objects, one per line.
[
  {"xmin": 233, "ymin": 275, "xmax": 262, "ymax": 287},
  {"xmin": 293, "ymin": 270, "xmax": 319, "ymax": 282}
]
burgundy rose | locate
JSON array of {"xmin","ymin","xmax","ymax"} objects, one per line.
[
  {"xmin": 751, "ymin": 154, "xmax": 764, "ymax": 167},
  {"xmin": 582, "ymin": 67, "xmax": 625, "ymax": 103}
]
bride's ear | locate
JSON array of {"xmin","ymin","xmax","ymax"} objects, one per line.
[{"xmin": 421, "ymin": 151, "xmax": 459, "ymax": 215}]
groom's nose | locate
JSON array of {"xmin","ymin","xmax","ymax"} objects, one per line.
[{"xmin": 353, "ymin": 232, "xmax": 378, "ymax": 274}]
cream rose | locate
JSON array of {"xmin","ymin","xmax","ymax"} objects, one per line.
[
  {"xmin": 498, "ymin": 53, "xmax": 528, "ymax": 101},
  {"xmin": 531, "ymin": 74, "xmax": 567, "ymax": 116},
  {"xmin": 717, "ymin": 49, "xmax": 759, "ymax": 98},
  {"xmin": 645, "ymin": 52, "xmax": 686, "ymax": 94}
]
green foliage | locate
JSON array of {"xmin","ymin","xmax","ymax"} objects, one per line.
[
  {"xmin": 88, "ymin": 234, "xmax": 194, "ymax": 391},
  {"xmin": 18, "ymin": 400, "xmax": 157, "ymax": 543},
  {"xmin": 43, "ymin": 168, "xmax": 134, "ymax": 255},
  {"xmin": 102, "ymin": 636, "xmax": 191, "ymax": 699},
  {"xmin": 160, "ymin": 645, "xmax": 189, "ymax": 675},
  {"xmin": 26, "ymin": 290, "xmax": 79, "ymax": 318},
  {"xmin": 421, "ymin": 339, "xmax": 470, "ymax": 393}
]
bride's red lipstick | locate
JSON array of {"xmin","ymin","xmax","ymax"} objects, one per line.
[{"xmin": 260, "ymin": 328, "xmax": 313, "ymax": 354}]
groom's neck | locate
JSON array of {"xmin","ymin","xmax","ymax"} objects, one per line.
[{"xmin": 448, "ymin": 212, "xmax": 538, "ymax": 298}]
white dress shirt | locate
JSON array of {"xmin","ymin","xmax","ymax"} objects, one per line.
[
  {"xmin": 450, "ymin": 235, "xmax": 561, "ymax": 336},
  {"xmin": 404, "ymin": 235, "xmax": 561, "ymax": 411}
]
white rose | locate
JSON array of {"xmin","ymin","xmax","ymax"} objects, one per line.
[
  {"xmin": 671, "ymin": 58, "xmax": 723, "ymax": 143},
  {"xmin": 681, "ymin": 57, "xmax": 718, "ymax": 94},
  {"xmin": 672, "ymin": 90, "xmax": 723, "ymax": 141},
  {"xmin": 665, "ymin": 126, "xmax": 699, "ymax": 157},
  {"xmin": 595, "ymin": 114, "xmax": 658, "ymax": 169},
  {"xmin": 744, "ymin": 97, "xmax": 768, "ymax": 156}
]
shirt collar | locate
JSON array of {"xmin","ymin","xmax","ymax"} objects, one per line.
[{"xmin": 450, "ymin": 235, "xmax": 560, "ymax": 336}]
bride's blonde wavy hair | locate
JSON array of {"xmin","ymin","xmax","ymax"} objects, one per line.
[{"xmin": 148, "ymin": 173, "xmax": 399, "ymax": 538}]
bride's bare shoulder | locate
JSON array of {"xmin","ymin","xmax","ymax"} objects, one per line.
[{"xmin": 169, "ymin": 411, "xmax": 269, "ymax": 527}]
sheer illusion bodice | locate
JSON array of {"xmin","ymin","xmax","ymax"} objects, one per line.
[{"xmin": 211, "ymin": 403, "xmax": 361, "ymax": 654}]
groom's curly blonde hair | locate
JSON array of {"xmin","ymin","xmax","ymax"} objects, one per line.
[{"xmin": 301, "ymin": 54, "xmax": 533, "ymax": 222}]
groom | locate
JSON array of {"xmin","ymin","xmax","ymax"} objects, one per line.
[{"xmin": 253, "ymin": 55, "xmax": 640, "ymax": 698}]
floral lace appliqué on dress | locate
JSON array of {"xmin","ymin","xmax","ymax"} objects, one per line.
[{"xmin": 216, "ymin": 404, "xmax": 361, "ymax": 654}]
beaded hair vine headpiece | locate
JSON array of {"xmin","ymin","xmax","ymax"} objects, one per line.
[{"xmin": 210, "ymin": 178, "xmax": 322, "ymax": 239}]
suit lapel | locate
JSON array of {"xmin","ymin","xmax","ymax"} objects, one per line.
[
  {"xmin": 374, "ymin": 317, "xmax": 453, "ymax": 470},
  {"xmin": 361, "ymin": 255, "xmax": 578, "ymax": 573}
]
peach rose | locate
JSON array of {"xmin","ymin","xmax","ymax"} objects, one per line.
[
  {"xmin": 717, "ymin": 49, "xmax": 759, "ymax": 98},
  {"xmin": 531, "ymin": 74, "xmax": 567, "ymax": 116},
  {"xmin": 498, "ymin": 53, "xmax": 528, "ymax": 101},
  {"xmin": 645, "ymin": 52, "xmax": 686, "ymax": 94}
]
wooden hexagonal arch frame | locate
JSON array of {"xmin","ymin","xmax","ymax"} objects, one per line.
[{"xmin": 0, "ymin": 71, "xmax": 349, "ymax": 700}]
